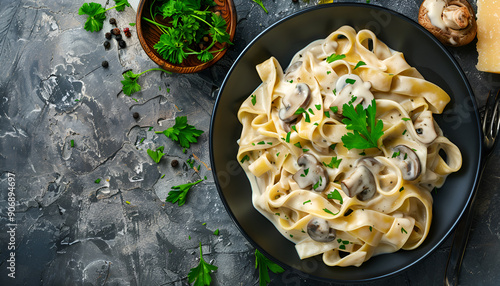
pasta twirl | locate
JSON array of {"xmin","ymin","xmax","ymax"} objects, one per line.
[{"xmin": 236, "ymin": 26, "xmax": 462, "ymax": 267}]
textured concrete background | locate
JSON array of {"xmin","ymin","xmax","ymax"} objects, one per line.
[{"xmin": 0, "ymin": 0, "xmax": 499, "ymax": 285}]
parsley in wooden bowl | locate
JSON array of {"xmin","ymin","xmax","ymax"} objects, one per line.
[{"xmin": 136, "ymin": 0, "xmax": 236, "ymax": 73}]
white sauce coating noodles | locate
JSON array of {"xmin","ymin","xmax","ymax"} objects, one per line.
[{"xmin": 236, "ymin": 26, "xmax": 462, "ymax": 267}]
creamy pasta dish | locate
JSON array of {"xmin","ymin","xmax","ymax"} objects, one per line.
[{"xmin": 236, "ymin": 26, "xmax": 462, "ymax": 267}]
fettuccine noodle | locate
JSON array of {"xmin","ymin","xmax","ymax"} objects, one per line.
[{"xmin": 236, "ymin": 26, "xmax": 462, "ymax": 267}]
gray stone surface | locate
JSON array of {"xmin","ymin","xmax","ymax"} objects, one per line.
[{"xmin": 0, "ymin": 0, "xmax": 499, "ymax": 285}]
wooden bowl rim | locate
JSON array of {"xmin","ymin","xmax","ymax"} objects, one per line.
[{"xmin": 136, "ymin": 0, "xmax": 237, "ymax": 74}]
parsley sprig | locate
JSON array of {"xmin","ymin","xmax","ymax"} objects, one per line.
[
  {"xmin": 147, "ymin": 146, "xmax": 166, "ymax": 163},
  {"xmin": 166, "ymin": 178, "xmax": 203, "ymax": 206},
  {"xmin": 252, "ymin": 0, "xmax": 269, "ymax": 13},
  {"xmin": 187, "ymin": 242, "xmax": 218, "ymax": 286},
  {"xmin": 121, "ymin": 68, "xmax": 171, "ymax": 96},
  {"xmin": 156, "ymin": 116, "xmax": 204, "ymax": 149},
  {"xmin": 143, "ymin": 0, "xmax": 232, "ymax": 64},
  {"xmin": 341, "ymin": 99, "xmax": 384, "ymax": 150},
  {"xmin": 255, "ymin": 249, "xmax": 284, "ymax": 286},
  {"xmin": 78, "ymin": 1, "xmax": 131, "ymax": 32}
]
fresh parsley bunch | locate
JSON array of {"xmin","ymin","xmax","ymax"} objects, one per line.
[
  {"xmin": 143, "ymin": 0, "xmax": 232, "ymax": 64},
  {"xmin": 341, "ymin": 99, "xmax": 384, "ymax": 150}
]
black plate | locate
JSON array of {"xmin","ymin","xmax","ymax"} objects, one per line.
[{"xmin": 210, "ymin": 3, "xmax": 482, "ymax": 282}]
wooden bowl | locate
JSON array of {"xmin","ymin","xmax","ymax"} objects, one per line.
[{"xmin": 136, "ymin": 0, "xmax": 237, "ymax": 74}]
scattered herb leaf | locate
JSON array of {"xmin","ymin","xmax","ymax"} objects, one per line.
[
  {"xmin": 341, "ymin": 99, "xmax": 384, "ymax": 150},
  {"xmin": 188, "ymin": 242, "xmax": 218, "ymax": 286},
  {"xmin": 156, "ymin": 116, "xmax": 204, "ymax": 148},
  {"xmin": 166, "ymin": 179, "xmax": 203, "ymax": 206},
  {"xmin": 255, "ymin": 249, "xmax": 284, "ymax": 286}
]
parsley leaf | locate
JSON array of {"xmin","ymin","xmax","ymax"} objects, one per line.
[
  {"xmin": 255, "ymin": 249, "xmax": 284, "ymax": 286},
  {"xmin": 327, "ymin": 189, "xmax": 343, "ymax": 204},
  {"xmin": 354, "ymin": 61, "xmax": 366, "ymax": 70},
  {"xmin": 121, "ymin": 68, "xmax": 171, "ymax": 96},
  {"xmin": 326, "ymin": 53, "xmax": 346, "ymax": 63},
  {"xmin": 78, "ymin": 3, "xmax": 106, "ymax": 32},
  {"xmin": 251, "ymin": 94, "xmax": 257, "ymax": 105},
  {"xmin": 166, "ymin": 178, "xmax": 203, "ymax": 206},
  {"xmin": 156, "ymin": 116, "xmax": 204, "ymax": 148},
  {"xmin": 341, "ymin": 99, "xmax": 384, "ymax": 150},
  {"xmin": 252, "ymin": 0, "xmax": 269, "ymax": 13},
  {"xmin": 188, "ymin": 242, "xmax": 218, "ymax": 286},
  {"xmin": 323, "ymin": 156, "xmax": 342, "ymax": 168},
  {"xmin": 147, "ymin": 146, "xmax": 165, "ymax": 163}
]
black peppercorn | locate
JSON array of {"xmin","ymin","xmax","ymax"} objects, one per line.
[
  {"xmin": 132, "ymin": 112, "xmax": 139, "ymax": 119},
  {"xmin": 103, "ymin": 41, "xmax": 111, "ymax": 49},
  {"xmin": 115, "ymin": 34, "xmax": 122, "ymax": 41},
  {"xmin": 118, "ymin": 40, "xmax": 126, "ymax": 48},
  {"xmin": 109, "ymin": 18, "xmax": 117, "ymax": 25},
  {"xmin": 105, "ymin": 32, "xmax": 112, "ymax": 40},
  {"xmin": 101, "ymin": 61, "xmax": 109, "ymax": 68},
  {"xmin": 112, "ymin": 28, "xmax": 121, "ymax": 35},
  {"xmin": 171, "ymin": 160, "xmax": 179, "ymax": 167}
]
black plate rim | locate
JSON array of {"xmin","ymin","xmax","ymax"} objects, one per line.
[{"xmin": 209, "ymin": 3, "xmax": 483, "ymax": 283}]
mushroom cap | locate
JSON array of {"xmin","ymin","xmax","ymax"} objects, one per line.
[
  {"xmin": 307, "ymin": 217, "xmax": 336, "ymax": 242},
  {"xmin": 341, "ymin": 165, "xmax": 377, "ymax": 201},
  {"xmin": 418, "ymin": 0, "xmax": 477, "ymax": 47},
  {"xmin": 279, "ymin": 83, "xmax": 312, "ymax": 122},
  {"xmin": 330, "ymin": 74, "xmax": 374, "ymax": 114},
  {"xmin": 392, "ymin": 145, "xmax": 422, "ymax": 181},
  {"xmin": 292, "ymin": 154, "xmax": 329, "ymax": 192}
]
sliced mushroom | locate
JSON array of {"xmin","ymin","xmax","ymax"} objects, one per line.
[
  {"xmin": 392, "ymin": 145, "xmax": 421, "ymax": 181},
  {"xmin": 292, "ymin": 154, "xmax": 329, "ymax": 192},
  {"xmin": 279, "ymin": 83, "xmax": 312, "ymax": 122},
  {"xmin": 307, "ymin": 217, "xmax": 336, "ymax": 242},
  {"xmin": 329, "ymin": 74, "xmax": 374, "ymax": 114},
  {"xmin": 414, "ymin": 110, "xmax": 438, "ymax": 144},
  {"xmin": 341, "ymin": 165, "xmax": 377, "ymax": 201},
  {"xmin": 356, "ymin": 157, "xmax": 384, "ymax": 175},
  {"xmin": 418, "ymin": 0, "xmax": 477, "ymax": 47},
  {"xmin": 284, "ymin": 61, "xmax": 303, "ymax": 81}
]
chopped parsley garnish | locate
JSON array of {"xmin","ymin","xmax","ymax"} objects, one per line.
[
  {"xmin": 401, "ymin": 227, "xmax": 408, "ymax": 234},
  {"xmin": 188, "ymin": 242, "xmax": 218, "ymax": 286},
  {"xmin": 323, "ymin": 208, "xmax": 336, "ymax": 215},
  {"xmin": 369, "ymin": 226, "xmax": 373, "ymax": 232},
  {"xmin": 267, "ymin": 142, "xmax": 272, "ymax": 145},
  {"xmin": 354, "ymin": 61, "xmax": 366, "ymax": 70},
  {"xmin": 294, "ymin": 108, "xmax": 311, "ymax": 122},
  {"xmin": 302, "ymin": 148, "xmax": 309, "ymax": 152},
  {"xmin": 323, "ymin": 156, "xmax": 342, "ymax": 168},
  {"xmin": 315, "ymin": 104, "xmax": 322, "ymax": 110},
  {"xmin": 139, "ymin": 137, "xmax": 145, "ymax": 144},
  {"xmin": 294, "ymin": 142, "xmax": 302, "ymax": 148},
  {"xmin": 303, "ymin": 200, "xmax": 311, "ymax": 205},
  {"xmin": 341, "ymin": 99, "xmax": 384, "ymax": 150},
  {"xmin": 255, "ymin": 249, "xmax": 285, "ymax": 286},
  {"xmin": 285, "ymin": 131, "xmax": 291, "ymax": 143},
  {"xmin": 327, "ymin": 189, "xmax": 343, "ymax": 204},
  {"xmin": 166, "ymin": 179, "xmax": 203, "ymax": 206},
  {"xmin": 359, "ymin": 151, "xmax": 366, "ymax": 156},
  {"xmin": 240, "ymin": 155, "xmax": 250, "ymax": 163},
  {"xmin": 251, "ymin": 94, "xmax": 257, "ymax": 106},
  {"xmin": 327, "ymin": 71, "xmax": 332, "ymax": 75},
  {"xmin": 291, "ymin": 125, "xmax": 298, "ymax": 132},
  {"xmin": 392, "ymin": 150, "xmax": 401, "ymax": 158},
  {"xmin": 147, "ymin": 146, "xmax": 166, "ymax": 163},
  {"xmin": 213, "ymin": 229, "xmax": 219, "ymax": 236},
  {"xmin": 290, "ymin": 234, "xmax": 294, "ymax": 238},
  {"xmin": 345, "ymin": 78, "xmax": 356, "ymax": 84},
  {"xmin": 399, "ymin": 186, "xmax": 405, "ymax": 192},
  {"xmin": 186, "ymin": 158, "xmax": 195, "ymax": 169},
  {"xmin": 308, "ymin": 108, "xmax": 315, "ymax": 115},
  {"xmin": 330, "ymin": 143, "xmax": 337, "ymax": 150},
  {"xmin": 402, "ymin": 129, "xmax": 407, "ymax": 135},
  {"xmin": 257, "ymin": 141, "xmax": 265, "ymax": 145},
  {"xmin": 95, "ymin": 178, "xmax": 101, "ymax": 184},
  {"xmin": 276, "ymin": 152, "xmax": 280, "ymax": 157},
  {"xmin": 324, "ymin": 111, "xmax": 330, "ymax": 118},
  {"xmin": 313, "ymin": 177, "xmax": 323, "ymax": 190},
  {"xmin": 300, "ymin": 168, "xmax": 310, "ymax": 177},
  {"xmin": 288, "ymin": 80, "xmax": 293, "ymax": 83},
  {"xmin": 326, "ymin": 53, "xmax": 346, "ymax": 63},
  {"xmin": 330, "ymin": 106, "xmax": 339, "ymax": 113},
  {"xmin": 70, "ymin": 139, "xmax": 75, "ymax": 147},
  {"xmin": 402, "ymin": 117, "xmax": 411, "ymax": 121},
  {"xmin": 156, "ymin": 116, "xmax": 204, "ymax": 148}
]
